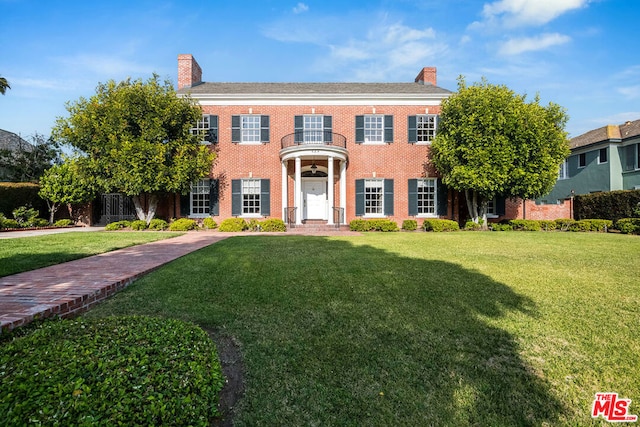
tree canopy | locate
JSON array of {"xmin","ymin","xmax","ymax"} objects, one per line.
[
  {"xmin": 0, "ymin": 76, "xmax": 9, "ymax": 95},
  {"xmin": 430, "ymin": 77, "xmax": 570, "ymax": 225},
  {"xmin": 0, "ymin": 133, "xmax": 61, "ymax": 182},
  {"xmin": 52, "ymin": 75, "xmax": 215, "ymax": 223},
  {"xmin": 38, "ymin": 159, "xmax": 96, "ymax": 223}
]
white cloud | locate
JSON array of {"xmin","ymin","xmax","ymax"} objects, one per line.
[
  {"xmin": 498, "ymin": 33, "xmax": 571, "ymax": 55},
  {"xmin": 293, "ymin": 2, "xmax": 309, "ymax": 14},
  {"xmin": 55, "ymin": 54, "xmax": 154, "ymax": 78},
  {"xmin": 618, "ymin": 85, "xmax": 640, "ymax": 99},
  {"xmin": 475, "ymin": 0, "xmax": 591, "ymax": 28}
]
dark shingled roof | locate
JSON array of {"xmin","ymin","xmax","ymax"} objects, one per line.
[
  {"xmin": 0, "ymin": 129, "xmax": 32, "ymax": 152},
  {"xmin": 178, "ymin": 82, "xmax": 452, "ymax": 96},
  {"xmin": 570, "ymin": 118, "xmax": 640, "ymax": 149}
]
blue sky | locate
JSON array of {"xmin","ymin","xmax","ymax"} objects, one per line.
[{"xmin": 1, "ymin": 0, "xmax": 638, "ymax": 140}]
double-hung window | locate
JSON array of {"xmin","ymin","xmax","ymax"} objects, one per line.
[
  {"xmin": 232, "ymin": 115, "xmax": 270, "ymax": 144},
  {"xmin": 364, "ymin": 116, "xmax": 384, "ymax": 143},
  {"xmin": 364, "ymin": 179, "xmax": 384, "ymax": 215},
  {"xmin": 416, "ymin": 178, "xmax": 436, "ymax": 215},
  {"xmin": 191, "ymin": 115, "xmax": 218, "ymax": 144},
  {"xmin": 304, "ymin": 115, "xmax": 323, "ymax": 143},
  {"xmin": 355, "ymin": 115, "xmax": 393, "ymax": 144},
  {"xmin": 242, "ymin": 179, "xmax": 261, "ymax": 215}
]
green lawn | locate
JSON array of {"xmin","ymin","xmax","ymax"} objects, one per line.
[
  {"xmin": 0, "ymin": 231, "xmax": 183, "ymax": 277},
  {"xmin": 69, "ymin": 233, "xmax": 640, "ymax": 424}
]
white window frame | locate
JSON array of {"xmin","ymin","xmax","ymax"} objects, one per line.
[
  {"xmin": 364, "ymin": 115, "xmax": 384, "ymax": 144},
  {"xmin": 364, "ymin": 179, "xmax": 384, "ymax": 217},
  {"xmin": 190, "ymin": 179, "xmax": 210, "ymax": 218},
  {"xmin": 416, "ymin": 115, "xmax": 437, "ymax": 144},
  {"xmin": 486, "ymin": 198, "xmax": 499, "ymax": 218},
  {"xmin": 191, "ymin": 115, "xmax": 210, "ymax": 144},
  {"xmin": 242, "ymin": 178, "xmax": 261, "ymax": 217},
  {"xmin": 558, "ymin": 160, "xmax": 569, "ymax": 180},
  {"xmin": 241, "ymin": 115, "xmax": 261, "ymax": 144},
  {"xmin": 416, "ymin": 178, "xmax": 437, "ymax": 217},
  {"xmin": 303, "ymin": 115, "xmax": 324, "ymax": 144}
]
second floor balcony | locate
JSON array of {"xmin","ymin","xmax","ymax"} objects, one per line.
[{"xmin": 281, "ymin": 130, "xmax": 347, "ymax": 149}]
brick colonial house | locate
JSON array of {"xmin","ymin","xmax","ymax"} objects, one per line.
[{"xmin": 94, "ymin": 54, "xmax": 570, "ymax": 225}]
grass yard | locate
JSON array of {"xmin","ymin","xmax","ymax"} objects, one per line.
[
  {"xmin": 75, "ymin": 233, "xmax": 639, "ymax": 424},
  {"xmin": 0, "ymin": 231, "xmax": 182, "ymax": 277}
]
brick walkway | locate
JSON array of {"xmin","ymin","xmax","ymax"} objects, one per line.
[
  {"xmin": 0, "ymin": 229, "xmax": 360, "ymax": 334},
  {"xmin": 0, "ymin": 232, "xmax": 230, "ymax": 334}
]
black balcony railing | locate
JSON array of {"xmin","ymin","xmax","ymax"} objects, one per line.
[{"xmin": 281, "ymin": 131, "xmax": 347, "ymax": 149}]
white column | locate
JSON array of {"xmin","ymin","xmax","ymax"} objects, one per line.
[
  {"xmin": 340, "ymin": 160, "xmax": 347, "ymax": 224},
  {"xmin": 327, "ymin": 156, "xmax": 334, "ymax": 224},
  {"xmin": 295, "ymin": 157, "xmax": 302, "ymax": 224},
  {"xmin": 281, "ymin": 161, "xmax": 288, "ymax": 222}
]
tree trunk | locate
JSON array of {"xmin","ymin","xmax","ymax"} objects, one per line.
[
  {"xmin": 132, "ymin": 193, "xmax": 159, "ymax": 224},
  {"xmin": 47, "ymin": 200, "xmax": 59, "ymax": 224},
  {"xmin": 465, "ymin": 189, "xmax": 479, "ymax": 224},
  {"xmin": 145, "ymin": 194, "xmax": 158, "ymax": 224},
  {"xmin": 132, "ymin": 195, "xmax": 147, "ymax": 222}
]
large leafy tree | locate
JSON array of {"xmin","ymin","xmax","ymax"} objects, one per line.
[
  {"xmin": 431, "ymin": 77, "xmax": 570, "ymax": 226},
  {"xmin": 38, "ymin": 159, "xmax": 96, "ymax": 224},
  {"xmin": 52, "ymin": 75, "xmax": 215, "ymax": 223}
]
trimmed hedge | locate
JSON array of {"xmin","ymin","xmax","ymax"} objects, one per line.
[
  {"xmin": 169, "ymin": 218, "xmax": 198, "ymax": 231},
  {"xmin": 464, "ymin": 221, "xmax": 482, "ymax": 230},
  {"xmin": 202, "ymin": 217, "xmax": 217, "ymax": 230},
  {"xmin": 423, "ymin": 219, "xmax": 460, "ymax": 232},
  {"xmin": 509, "ymin": 219, "xmax": 542, "ymax": 231},
  {"xmin": 554, "ymin": 218, "xmax": 576, "ymax": 231},
  {"xmin": 567, "ymin": 219, "xmax": 613, "ymax": 232},
  {"xmin": 574, "ymin": 190, "xmax": 640, "ymax": 221},
  {"xmin": 260, "ymin": 218, "xmax": 287, "ymax": 232},
  {"xmin": 219, "ymin": 218, "xmax": 248, "ymax": 232},
  {"xmin": 105, "ymin": 220, "xmax": 131, "ymax": 231},
  {"xmin": 402, "ymin": 219, "xmax": 418, "ymax": 231},
  {"xmin": 615, "ymin": 218, "xmax": 640, "ymax": 234},
  {"xmin": 148, "ymin": 218, "xmax": 169, "ymax": 230},
  {"xmin": 0, "ymin": 182, "xmax": 48, "ymax": 218},
  {"xmin": 490, "ymin": 223, "xmax": 512, "ymax": 231},
  {"xmin": 349, "ymin": 219, "xmax": 399, "ymax": 232},
  {"xmin": 0, "ymin": 316, "xmax": 224, "ymax": 426},
  {"xmin": 54, "ymin": 219, "xmax": 73, "ymax": 227},
  {"xmin": 130, "ymin": 219, "xmax": 148, "ymax": 230}
]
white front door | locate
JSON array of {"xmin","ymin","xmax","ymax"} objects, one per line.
[{"xmin": 303, "ymin": 180, "xmax": 327, "ymax": 220}]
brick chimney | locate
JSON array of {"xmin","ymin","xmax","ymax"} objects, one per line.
[
  {"xmin": 415, "ymin": 67, "xmax": 437, "ymax": 86},
  {"xmin": 177, "ymin": 54, "xmax": 202, "ymax": 89}
]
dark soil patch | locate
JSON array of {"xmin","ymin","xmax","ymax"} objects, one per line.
[{"xmin": 206, "ymin": 329, "xmax": 245, "ymax": 427}]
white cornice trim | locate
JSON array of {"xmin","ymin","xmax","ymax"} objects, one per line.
[{"xmin": 179, "ymin": 93, "xmax": 449, "ymax": 106}]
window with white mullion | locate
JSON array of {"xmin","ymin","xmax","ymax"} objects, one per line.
[
  {"xmin": 190, "ymin": 115, "xmax": 210, "ymax": 137},
  {"xmin": 417, "ymin": 178, "xmax": 436, "ymax": 215},
  {"xmin": 241, "ymin": 116, "xmax": 260, "ymax": 143},
  {"xmin": 558, "ymin": 160, "xmax": 569, "ymax": 180},
  {"xmin": 364, "ymin": 116, "xmax": 383, "ymax": 143},
  {"xmin": 190, "ymin": 179, "xmax": 210, "ymax": 217},
  {"xmin": 364, "ymin": 179, "xmax": 384, "ymax": 215},
  {"xmin": 303, "ymin": 115, "xmax": 323, "ymax": 144},
  {"xmin": 242, "ymin": 179, "xmax": 261, "ymax": 214},
  {"xmin": 416, "ymin": 115, "xmax": 437, "ymax": 143}
]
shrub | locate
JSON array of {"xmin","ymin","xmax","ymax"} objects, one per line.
[
  {"xmin": 202, "ymin": 217, "xmax": 217, "ymax": 230},
  {"xmin": 12, "ymin": 206, "xmax": 39, "ymax": 227},
  {"xmin": 585, "ymin": 219, "xmax": 613, "ymax": 232},
  {"xmin": 0, "ymin": 182, "xmax": 47, "ymax": 219},
  {"xmin": 32, "ymin": 218, "xmax": 50, "ymax": 227},
  {"xmin": 130, "ymin": 219, "xmax": 148, "ymax": 230},
  {"xmin": 219, "ymin": 218, "xmax": 248, "ymax": 232},
  {"xmin": 247, "ymin": 218, "xmax": 261, "ymax": 231},
  {"xmin": 260, "ymin": 218, "xmax": 287, "ymax": 232},
  {"xmin": 615, "ymin": 218, "xmax": 640, "ymax": 234},
  {"xmin": 349, "ymin": 219, "xmax": 398, "ymax": 232},
  {"xmin": 537, "ymin": 220, "xmax": 557, "ymax": 231},
  {"xmin": 1, "ymin": 218, "xmax": 19, "ymax": 229},
  {"xmin": 464, "ymin": 221, "xmax": 482, "ymax": 230},
  {"xmin": 554, "ymin": 218, "xmax": 576, "ymax": 231},
  {"xmin": 169, "ymin": 218, "xmax": 198, "ymax": 231},
  {"xmin": 568, "ymin": 220, "xmax": 593, "ymax": 232},
  {"xmin": 54, "ymin": 219, "xmax": 73, "ymax": 227},
  {"xmin": 105, "ymin": 220, "xmax": 131, "ymax": 231},
  {"xmin": 423, "ymin": 219, "xmax": 460, "ymax": 232},
  {"xmin": 0, "ymin": 316, "xmax": 224, "ymax": 426},
  {"xmin": 509, "ymin": 219, "xmax": 542, "ymax": 231},
  {"xmin": 148, "ymin": 218, "xmax": 168, "ymax": 231},
  {"xmin": 574, "ymin": 189, "xmax": 640, "ymax": 222},
  {"xmin": 402, "ymin": 219, "xmax": 418, "ymax": 231},
  {"xmin": 490, "ymin": 223, "xmax": 512, "ymax": 231}
]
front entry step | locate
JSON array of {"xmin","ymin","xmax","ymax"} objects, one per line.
[{"xmin": 287, "ymin": 220, "xmax": 350, "ymax": 232}]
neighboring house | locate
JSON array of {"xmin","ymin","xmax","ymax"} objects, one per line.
[
  {"xmin": 539, "ymin": 119, "xmax": 640, "ymax": 209},
  {"xmin": 0, "ymin": 129, "xmax": 33, "ymax": 181},
  {"xmin": 174, "ymin": 54, "xmax": 456, "ymax": 227}
]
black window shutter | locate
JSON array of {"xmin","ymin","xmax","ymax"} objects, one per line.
[
  {"xmin": 436, "ymin": 179, "xmax": 448, "ymax": 216},
  {"xmin": 261, "ymin": 115, "xmax": 270, "ymax": 143},
  {"xmin": 231, "ymin": 116, "xmax": 241, "ymax": 143},
  {"xmin": 408, "ymin": 116, "xmax": 417, "ymax": 144},
  {"xmin": 260, "ymin": 179, "xmax": 270, "ymax": 216},
  {"xmin": 294, "ymin": 116, "xmax": 303, "ymax": 143},
  {"xmin": 207, "ymin": 115, "xmax": 218, "ymax": 144},
  {"xmin": 324, "ymin": 115, "xmax": 333, "ymax": 143},
  {"xmin": 408, "ymin": 179, "xmax": 418, "ymax": 216},
  {"xmin": 384, "ymin": 179, "xmax": 394, "ymax": 216},
  {"xmin": 355, "ymin": 179, "xmax": 364, "ymax": 216},
  {"xmin": 384, "ymin": 115, "xmax": 394, "ymax": 143},
  {"xmin": 231, "ymin": 179, "xmax": 241, "ymax": 216},
  {"xmin": 180, "ymin": 193, "xmax": 190, "ymax": 217},
  {"xmin": 209, "ymin": 179, "xmax": 219, "ymax": 216},
  {"xmin": 496, "ymin": 196, "xmax": 506, "ymax": 216},
  {"xmin": 355, "ymin": 116, "xmax": 364, "ymax": 144}
]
